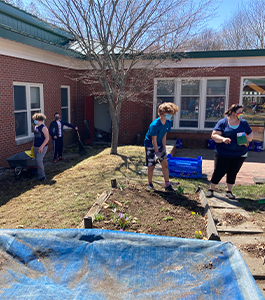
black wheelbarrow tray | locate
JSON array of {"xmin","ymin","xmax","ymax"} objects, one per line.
[{"xmin": 0, "ymin": 152, "xmax": 37, "ymax": 179}]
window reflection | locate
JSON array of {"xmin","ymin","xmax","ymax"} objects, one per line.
[
  {"xmin": 242, "ymin": 79, "xmax": 265, "ymax": 125},
  {"xmin": 180, "ymin": 80, "xmax": 199, "ymax": 128}
]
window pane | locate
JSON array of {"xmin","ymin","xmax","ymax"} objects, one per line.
[
  {"xmin": 207, "ymin": 80, "xmax": 226, "ymax": 95},
  {"xmin": 180, "ymin": 97, "xmax": 199, "ymax": 126},
  {"xmin": 15, "ymin": 112, "xmax": 28, "ymax": 137},
  {"xmin": 181, "ymin": 80, "xmax": 200, "ymax": 95},
  {"xmin": 157, "ymin": 96, "xmax": 174, "ymax": 105},
  {"xmin": 14, "ymin": 86, "xmax": 26, "ymax": 110},
  {"xmin": 157, "ymin": 80, "xmax": 174, "ymax": 95},
  {"xmin": 205, "ymin": 97, "xmax": 225, "ymax": 121},
  {"xmin": 242, "ymin": 79, "xmax": 265, "ymax": 125},
  {"xmin": 179, "ymin": 120, "xmax": 198, "ymax": 127},
  {"xmin": 30, "ymin": 87, "xmax": 40, "ymax": 109},
  {"xmin": 205, "ymin": 121, "xmax": 218, "ymax": 128},
  {"xmin": 61, "ymin": 88, "xmax": 68, "ymax": 107},
  {"xmin": 61, "ymin": 108, "xmax": 68, "ymax": 122}
]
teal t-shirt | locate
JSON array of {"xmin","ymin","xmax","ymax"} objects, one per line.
[{"xmin": 144, "ymin": 118, "xmax": 171, "ymax": 148}]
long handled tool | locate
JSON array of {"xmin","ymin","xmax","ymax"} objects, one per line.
[
  {"xmin": 72, "ymin": 109, "xmax": 87, "ymax": 155},
  {"xmin": 76, "ymin": 130, "xmax": 87, "ymax": 155}
]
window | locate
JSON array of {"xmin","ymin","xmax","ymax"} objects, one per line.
[
  {"xmin": 154, "ymin": 78, "xmax": 229, "ymax": 130},
  {"xmin": 205, "ymin": 79, "xmax": 226, "ymax": 128},
  {"xmin": 242, "ymin": 78, "xmax": 265, "ymax": 125},
  {"xmin": 14, "ymin": 83, "xmax": 43, "ymax": 140},
  {"xmin": 61, "ymin": 86, "xmax": 70, "ymax": 122},
  {"xmin": 180, "ymin": 80, "xmax": 200, "ymax": 128}
]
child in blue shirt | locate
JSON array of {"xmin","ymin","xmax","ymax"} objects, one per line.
[{"xmin": 144, "ymin": 102, "xmax": 178, "ymax": 191}]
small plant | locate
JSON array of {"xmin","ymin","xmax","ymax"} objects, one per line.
[
  {"xmin": 162, "ymin": 216, "xmax": 174, "ymax": 221},
  {"xmin": 109, "ymin": 202, "xmax": 117, "ymax": 209},
  {"xmin": 119, "ymin": 183, "xmax": 126, "ymax": 189},
  {"xmin": 176, "ymin": 186, "xmax": 184, "ymax": 195},
  {"xmin": 160, "ymin": 207, "xmax": 169, "ymax": 212},
  {"xmin": 118, "ymin": 212, "xmax": 130, "ymax": 229},
  {"xmin": 94, "ymin": 214, "xmax": 104, "ymax": 221},
  {"xmin": 191, "ymin": 211, "xmax": 200, "ymax": 217},
  {"xmin": 195, "ymin": 230, "xmax": 202, "ymax": 239},
  {"xmin": 124, "ymin": 201, "xmax": 130, "ymax": 205}
]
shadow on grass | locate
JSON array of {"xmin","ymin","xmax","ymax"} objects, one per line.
[
  {"xmin": 238, "ymin": 198, "xmax": 265, "ymax": 212},
  {"xmin": 0, "ymin": 145, "xmax": 106, "ymax": 208},
  {"xmin": 114, "ymin": 154, "xmax": 145, "ymax": 176}
]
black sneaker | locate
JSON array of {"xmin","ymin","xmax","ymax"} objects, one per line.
[
  {"xmin": 148, "ymin": 183, "xmax": 154, "ymax": 191},
  {"xmin": 206, "ymin": 189, "xmax": 214, "ymax": 198},
  {"xmin": 226, "ymin": 191, "xmax": 235, "ymax": 199},
  {"xmin": 39, "ymin": 177, "xmax": 47, "ymax": 182},
  {"xmin": 165, "ymin": 184, "xmax": 175, "ymax": 192}
]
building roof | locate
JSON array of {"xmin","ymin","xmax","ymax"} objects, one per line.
[
  {"xmin": 1, "ymin": 0, "xmax": 265, "ymax": 63},
  {"xmin": 0, "ymin": 0, "xmax": 84, "ymax": 58}
]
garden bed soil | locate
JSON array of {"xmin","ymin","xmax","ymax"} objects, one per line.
[{"xmin": 93, "ymin": 180, "xmax": 207, "ymax": 240}]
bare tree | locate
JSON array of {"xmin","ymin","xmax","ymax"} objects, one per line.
[
  {"xmin": 220, "ymin": 0, "xmax": 265, "ymax": 50},
  {"xmin": 38, "ymin": 0, "xmax": 217, "ymax": 154},
  {"xmin": 4, "ymin": 0, "xmax": 24, "ymax": 9},
  {"xmin": 184, "ymin": 28, "xmax": 224, "ymax": 51}
]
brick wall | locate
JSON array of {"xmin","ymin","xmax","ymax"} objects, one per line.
[
  {"xmin": 0, "ymin": 55, "xmax": 92, "ymax": 166},
  {"xmin": 1, "ymin": 54, "xmax": 265, "ymax": 165}
]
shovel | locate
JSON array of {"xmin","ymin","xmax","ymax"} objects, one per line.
[{"xmin": 76, "ymin": 130, "xmax": 87, "ymax": 155}]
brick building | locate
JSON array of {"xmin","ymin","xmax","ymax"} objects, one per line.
[{"xmin": 0, "ymin": 1, "xmax": 265, "ymax": 166}]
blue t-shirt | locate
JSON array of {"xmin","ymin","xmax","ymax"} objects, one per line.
[
  {"xmin": 214, "ymin": 117, "xmax": 252, "ymax": 158},
  {"xmin": 144, "ymin": 118, "xmax": 171, "ymax": 147}
]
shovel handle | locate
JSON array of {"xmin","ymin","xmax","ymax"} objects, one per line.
[{"xmin": 76, "ymin": 130, "xmax": 81, "ymax": 141}]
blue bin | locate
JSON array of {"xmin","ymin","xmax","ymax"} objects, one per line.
[
  {"xmin": 254, "ymin": 141, "xmax": 263, "ymax": 152},
  {"xmin": 167, "ymin": 154, "xmax": 202, "ymax": 178},
  {"xmin": 207, "ymin": 139, "xmax": 215, "ymax": 149},
  {"xmin": 248, "ymin": 141, "xmax": 253, "ymax": 151},
  {"xmin": 176, "ymin": 139, "xmax": 182, "ymax": 149}
]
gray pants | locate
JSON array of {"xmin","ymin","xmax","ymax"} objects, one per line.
[{"xmin": 34, "ymin": 145, "xmax": 48, "ymax": 179}]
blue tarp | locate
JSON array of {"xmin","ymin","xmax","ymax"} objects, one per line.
[{"xmin": 0, "ymin": 229, "xmax": 263, "ymax": 299}]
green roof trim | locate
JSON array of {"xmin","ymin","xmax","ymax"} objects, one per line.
[
  {"xmin": 179, "ymin": 49, "xmax": 265, "ymax": 59},
  {"xmin": 0, "ymin": 26, "xmax": 85, "ymax": 59},
  {"xmin": 0, "ymin": 1, "xmax": 73, "ymax": 39}
]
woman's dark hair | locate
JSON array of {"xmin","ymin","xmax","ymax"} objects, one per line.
[{"xmin": 224, "ymin": 104, "xmax": 243, "ymax": 116}]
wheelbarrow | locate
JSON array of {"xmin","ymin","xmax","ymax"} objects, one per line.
[{"xmin": 0, "ymin": 150, "xmax": 37, "ymax": 180}]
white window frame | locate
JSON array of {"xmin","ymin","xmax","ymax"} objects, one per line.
[
  {"xmin": 153, "ymin": 77, "xmax": 230, "ymax": 130},
  {"xmin": 61, "ymin": 85, "xmax": 71, "ymax": 123},
  {"xmin": 240, "ymin": 76, "xmax": 265, "ymax": 147},
  {"xmin": 13, "ymin": 82, "xmax": 44, "ymax": 143}
]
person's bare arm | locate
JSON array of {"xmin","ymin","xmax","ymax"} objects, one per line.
[
  {"xmin": 152, "ymin": 136, "xmax": 159, "ymax": 153},
  {"xmin": 211, "ymin": 130, "xmax": 231, "ymax": 144},
  {"xmin": 38, "ymin": 127, "xmax": 49, "ymax": 153}
]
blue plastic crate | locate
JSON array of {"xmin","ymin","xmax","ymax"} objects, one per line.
[{"xmin": 167, "ymin": 154, "xmax": 202, "ymax": 178}]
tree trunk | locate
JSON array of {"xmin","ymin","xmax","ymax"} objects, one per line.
[{"xmin": 110, "ymin": 119, "xmax": 119, "ymax": 155}]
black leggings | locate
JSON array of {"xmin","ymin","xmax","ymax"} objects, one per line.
[{"xmin": 211, "ymin": 153, "xmax": 246, "ymax": 185}]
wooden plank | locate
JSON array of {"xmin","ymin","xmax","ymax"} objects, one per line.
[
  {"xmin": 207, "ymin": 194, "xmax": 240, "ymax": 209},
  {"xmin": 199, "ymin": 190, "xmax": 221, "ymax": 241},
  {"xmin": 78, "ymin": 191, "xmax": 112, "ymax": 228},
  {"xmin": 253, "ymin": 177, "xmax": 265, "ymax": 184},
  {"xmin": 217, "ymin": 227, "xmax": 263, "ymax": 234}
]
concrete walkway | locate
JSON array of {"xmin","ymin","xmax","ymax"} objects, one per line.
[
  {"xmin": 166, "ymin": 143, "xmax": 265, "ymax": 185},
  {"xmin": 205, "ymin": 191, "xmax": 265, "ymax": 298}
]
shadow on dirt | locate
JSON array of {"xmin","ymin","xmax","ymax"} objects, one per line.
[{"xmin": 154, "ymin": 190, "xmax": 205, "ymax": 215}]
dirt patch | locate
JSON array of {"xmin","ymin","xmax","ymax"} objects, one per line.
[
  {"xmin": 240, "ymin": 243, "xmax": 265, "ymax": 260},
  {"xmin": 222, "ymin": 212, "xmax": 247, "ymax": 226},
  {"xmin": 93, "ymin": 181, "xmax": 207, "ymax": 239}
]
